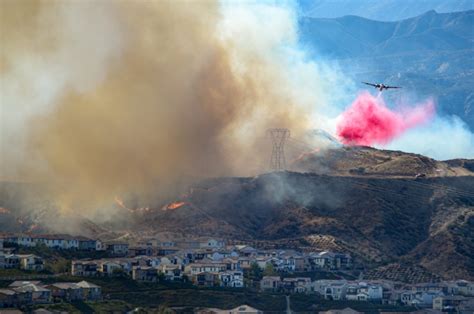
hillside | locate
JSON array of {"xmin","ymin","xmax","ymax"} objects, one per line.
[
  {"xmin": 299, "ymin": 0, "xmax": 473, "ymax": 21},
  {"xmin": 1, "ymin": 147, "xmax": 473, "ymax": 281},
  {"xmin": 291, "ymin": 146, "xmax": 474, "ymax": 177},
  {"xmin": 137, "ymin": 147, "xmax": 474, "ymax": 281},
  {"xmin": 299, "ymin": 10, "xmax": 474, "ymax": 130}
]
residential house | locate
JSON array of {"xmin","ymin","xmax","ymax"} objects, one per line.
[
  {"xmin": 260, "ymin": 276, "xmax": 281, "ymax": 292},
  {"xmin": 319, "ymin": 308, "xmax": 362, "ymax": 314},
  {"xmin": 71, "ymin": 260, "xmax": 98, "ymax": 277},
  {"xmin": 314, "ymin": 280, "xmax": 348, "ymax": 300},
  {"xmin": 132, "ymin": 266, "xmax": 158, "ymax": 282},
  {"xmin": 184, "ymin": 261, "xmax": 227, "ymax": 275},
  {"xmin": 334, "ymin": 253, "xmax": 352, "ymax": 269},
  {"xmin": 75, "ymin": 281, "xmax": 102, "ymax": 300},
  {"xmin": 238, "ymin": 257, "xmax": 252, "ymax": 269},
  {"xmin": 191, "ymin": 272, "xmax": 219, "ymax": 287},
  {"xmin": 32, "ymin": 234, "xmax": 79, "ymax": 250},
  {"xmin": 4, "ymin": 254, "xmax": 20, "ymax": 269},
  {"xmin": 200, "ymin": 238, "xmax": 226, "ymax": 249},
  {"xmin": 11, "ymin": 282, "xmax": 50, "ymax": 304},
  {"xmin": 95, "ymin": 240, "xmax": 106, "ymax": 251},
  {"xmin": 98, "ymin": 260, "xmax": 124, "ymax": 276},
  {"xmin": 222, "ymin": 258, "xmax": 241, "ymax": 271},
  {"xmin": 106, "ymin": 242, "xmax": 129, "ymax": 256},
  {"xmin": 281, "ymin": 277, "xmax": 312, "ymax": 294},
  {"xmin": 236, "ymin": 246, "xmax": 258, "ymax": 257},
  {"xmin": 77, "ymin": 237, "xmax": 97, "ymax": 251},
  {"xmin": 197, "ymin": 304, "xmax": 262, "ymax": 314},
  {"xmin": 128, "ymin": 246, "xmax": 153, "ymax": 257},
  {"xmin": 357, "ymin": 282, "xmax": 383, "ymax": 301},
  {"xmin": 47, "ymin": 283, "xmax": 83, "ymax": 302},
  {"xmin": 0, "ymin": 253, "xmax": 5, "ymax": 269},
  {"xmin": 219, "ymin": 271, "xmax": 244, "ymax": 288},
  {"xmin": 158, "ymin": 264, "xmax": 182, "ymax": 281},
  {"xmin": 443, "ymin": 280, "xmax": 474, "ymax": 297},
  {"xmin": 433, "ymin": 295, "xmax": 470, "ymax": 311},
  {"xmin": 0, "ymin": 289, "xmax": 19, "ymax": 308},
  {"xmin": 18, "ymin": 254, "xmax": 44, "ymax": 271}
]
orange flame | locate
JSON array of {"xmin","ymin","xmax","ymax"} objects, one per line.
[
  {"xmin": 0, "ymin": 207, "xmax": 10, "ymax": 214},
  {"xmin": 166, "ymin": 201, "xmax": 186, "ymax": 210}
]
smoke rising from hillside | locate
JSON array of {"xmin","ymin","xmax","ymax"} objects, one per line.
[{"xmin": 1, "ymin": 1, "xmax": 334, "ymax": 221}]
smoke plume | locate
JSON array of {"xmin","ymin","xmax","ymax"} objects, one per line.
[
  {"xmin": 336, "ymin": 92, "xmax": 435, "ymax": 146},
  {"xmin": 1, "ymin": 1, "xmax": 332, "ymax": 221}
]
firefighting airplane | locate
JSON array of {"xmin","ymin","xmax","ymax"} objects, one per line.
[{"xmin": 362, "ymin": 82, "xmax": 402, "ymax": 91}]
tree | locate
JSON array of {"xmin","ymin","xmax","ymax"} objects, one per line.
[
  {"xmin": 249, "ymin": 262, "xmax": 263, "ymax": 281},
  {"xmin": 263, "ymin": 263, "xmax": 277, "ymax": 276}
]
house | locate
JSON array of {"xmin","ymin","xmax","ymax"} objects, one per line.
[
  {"xmin": 4, "ymin": 254, "xmax": 20, "ymax": 269},
  {"xmin": 156, "ymin": 247, "xmax": 180, "ymax": 256},
  {"xmin": 32, "ymin": 234, "xmax": 80, "ymax": 250},
  {"xmin": 99, "ymin": 260, "xmax": 124, "ymax": 276},
  {"xmin": 200, "ymin": 238, "xmax": 225, "ymax": 249},
  {"xmin": 77, "ymin": 237, "xmax": 97, "ymax": 251},
  {"xmin": 314, "ymin": 280, "xmax": 348, "ymax": 300},
  {"xmin": 17, "ymin": 235, "xmax": 35, "ymax": 247},
  {"xmin": 334, "ymin": 253, "xmax": 352, "ymax": 269},
  {"xmin": 0, "ymin": 289, "xmax": 19, "ymax": 308},
  {"xmin": 47, "ymin": 283, "xmax": 83, "ymax": 301},
  {"xmin": 75, "ymin": 281, "xmax": 101, "ymax": 300},
  {"xmin": 18, "ymin": 254, "xmax": 44, "ymax": 271},
  {"xmin": 255, "ymin": 257, "xmax": 273, "ymax": 270},
  {"xmin": 197, "ymin": 304, "xmax": 262, "ymax": 314},
  {"xmin": 0, "ymin": 253, "xmax": 6, "ymax": 269},
  {"xmin": 219, "ymin": 271, "xmax": 244, "ymax": 288},
  {"xmin": 184, "ymin": 261, "xmax": 227, "ymax": 275},
  {"xmin": 274, "ymin": 255, "xmax": 297, "ymax": 272},
  {"xmin": 128, "ymin": 246, "xmax": 153, "ymax": 257},
  {"xmin": 319, "ymin": 308, "xmax": 362, "ymax": 314},
  {"xmin": 95, "ymin": 240, "xmax": 106, "ymax": 251},
  {"xmin": 235, "ymin": 246, "xmax": 258, "ymax": 257},
  {"xmin": 157, "ymin": 264, "xmax": 182, "ymax": 281},
  {"xmin": 281, "ymin": 277, "xmax": 311, "ymax": 294},
  {"xmin": 11, "ymin": 282, "xmax": 50, "ymax": 304},
  {"xmin": 260, "ymin": 276, "xmax": 281, "ymax": 292},
  {"xmin": 411, "ymin": 291, "xmax": 444, "ymax": 308},
  {"xmin": 443, "ymin": 280, "xmax": 474, "ymax": 297},
  {"xmin": 191, "ymin": 272, "xmax": 219, "ymax": 287},
  {"xmin": 222, "ymin": 258, "xmax": 241, "ymax": 271},
  {"xmin": 106, "ymin": 242, "xmax": 129, "ymax": 256},
  {"xmin": 357, "ymin": 282, "xmax": 383, "ymax": 301},
  {"xmin": 308, "ymin": 251, "xmax": 336, "ymax": 270},
  {"xmin": 132, "ymin": 266, "xmax": 159, "ymax": 282},
  {"xmin": 433, "ymin": 295, "xmax": 469, "ymax": 311},
  {"xmin": 71, "ymin": 260, "xmax": 98, "ymax": 277}
]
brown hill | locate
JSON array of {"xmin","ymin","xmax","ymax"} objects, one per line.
[
  {"xmin": 1, "ymin": 147, "xmax": 473, "ymax": 281},
  {"xmin": 139, "ymin": 147, "xmax": 474, "ymax": 281},
  {"xmin": 291, "ymin": 146, "xmax": 474, "ymax": 177}
]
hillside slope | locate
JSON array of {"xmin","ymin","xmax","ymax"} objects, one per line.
[{"xmin": 139, "ymin": 148, "xmax": 474, "ymax": 281}]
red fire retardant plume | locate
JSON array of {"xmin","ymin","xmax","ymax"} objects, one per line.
[{"xmin": 337, "ymin": 92, "xmax": 435, "ymax": 146}]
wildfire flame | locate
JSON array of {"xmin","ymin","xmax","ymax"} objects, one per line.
[
  {"xmin": 114, "ymin": 196, "xmax": 151, "ymax": 213},
  {"xmin": 0, "ymin": 207, "xmax": 11, "ymax": 214},
  {"xmin": 166, "ymin": 201, "xmax": 186, "ymax": 210}
]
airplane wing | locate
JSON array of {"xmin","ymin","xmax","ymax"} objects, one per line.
[
  {"xmin": 362, "ymin": 82, "xmax": 377, "ymax": 87},
  {"xmin": 386, "ymin": 85, "xmax": 401, "ymax": 89}
]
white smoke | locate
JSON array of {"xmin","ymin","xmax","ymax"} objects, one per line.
[{"xmin": 385, "ymin": 115, "xmax": 474, "ymax": 160}]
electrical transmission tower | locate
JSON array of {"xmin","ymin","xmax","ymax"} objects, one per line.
[{"xmin": 267, "ymin": 128, "xmax": 290, "ymax": 171}]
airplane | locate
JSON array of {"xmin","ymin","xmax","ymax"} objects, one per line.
[{"xmin": 362, "ymin": 82, "xmax": 401, "ymax": 91}]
